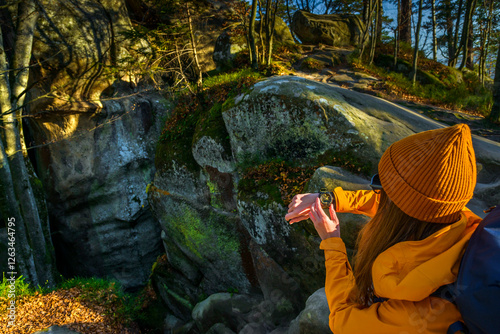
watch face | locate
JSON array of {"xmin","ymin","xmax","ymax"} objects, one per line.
[{"xmin": 320, "ymin": 192, "xmax": 332, "ymax": 205}]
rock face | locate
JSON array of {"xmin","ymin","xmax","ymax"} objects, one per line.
[
  {"xmin": 26, "ymin": 0, "xmax": 166, "ymax": 289},
  {"xmin": 151, "ymin": 74, "xmax": 500, "ymax": 329},
  {"xmin": 28, "ymin": 89, "xmax": 167, "ymax": 289},
  {"xmin": 292, "ymin": 10, "xmax": 365, "ymax": 46},
  {"xmin": 31, "ymin": 0, "xmax": 150, "ymax": 111}
]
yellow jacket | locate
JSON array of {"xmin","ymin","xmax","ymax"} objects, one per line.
[{"xmin": 320, "ymin": 187, "xmax": 481, "ymax": 334}]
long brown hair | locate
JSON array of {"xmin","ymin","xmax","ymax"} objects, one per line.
[{"xmin": 351, "ymin": 190, "xmax": 451, "ymax": 307}]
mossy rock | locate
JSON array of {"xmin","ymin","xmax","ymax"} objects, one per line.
[{"xmin": 192, "ymin": 102, "xmax": 234, "ymax": 172}]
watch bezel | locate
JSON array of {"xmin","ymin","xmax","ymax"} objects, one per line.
[{"xmin": 319, "ymin": 188, "xmax": 333, "ymax": 207}]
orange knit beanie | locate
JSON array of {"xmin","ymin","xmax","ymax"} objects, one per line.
[{"xmin": 378, "ymin": 124, "xmax": 476, "ymax": 223}]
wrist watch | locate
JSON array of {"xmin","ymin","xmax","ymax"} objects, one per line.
[{"xmin": 319, "ymin": 188, "xmax": 335, "ymax": 208}]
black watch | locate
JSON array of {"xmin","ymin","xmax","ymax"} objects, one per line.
[{"xmin": 319, "ymin": 188, "xmax": 334, "ymax": 208}]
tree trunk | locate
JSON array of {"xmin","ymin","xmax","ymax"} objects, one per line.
[
  {"xmin": 265, "ymin": 0, "xmax": 271, "ymax": 66},
  {"xmin": 450, "ymin": 0, "xmax": 464, "ymax": 67},
  {"xmin": 249, "ymin": 0, "xmax": 258, "ymax": 70},
  {"xmin": 369, "ymin": 0, "xmax": 379, "ymax": 65},
  {"xmin": 400, "ymin": 0, "xmax": 412, "ymax": 44},
  {"xmin": 431, "ymin": 0, "xmax": 437, "ymax": 61},
  {"xmin": 0, "ymin": 141, "xmax": 38, "ymax": 285},
  {"xmin": 488, "ymin": 44, "xmax": 500, "ymax": 123},
  {"xmin": 0, "ymin": 24, "xmax": 39, "ymax": 286},
  {"xmin": 363, "ymin": 0, "xmax": 369, "ymax": 24},
  {"xmin": 258, "ymin": 0, "xmax": 266, "ymax": 64},
  {"xmin": 360, "ymin": 0, "xmax": 375, "ymax": 60},
  {"xmin": 0, "ymin": 0, "xmax": 56, "ymax": 288},
  {"xmin": 376, "ymin": 0, "xmax": 382, "ymax": 45},
  {"xmin": 266, "ymin": 0, "xmax": 279, "ymax": 66},
  {"xmin": 394, "ymin": 0, "xmax": 400, "ymax": 69},
  {"xmin": 12, "ymin": 0, "xmax": 39, "ymax": 155},
  {"xmin": 459, "ymin": 0, "xmax": 477, "ymax": 70},
  {"xmin": 465, "ymin": 26, "xmax": 474, "ymax": 70},
  {"xmin": 186, "ymin": 4, "xmax": 202, "ymax": 90},
  {"xmin": 411, "ymin": 0, "xmax": 423, "ymax": 85},
  {"xmin": 443, "ymin": 0, "xmax": 454, "ymax": 65},
  {"xmin": 480, "ymin": 0, "xmax": 494, "ymax": 85}
]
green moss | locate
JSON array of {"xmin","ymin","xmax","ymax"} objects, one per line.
[
  {"xmin": 206, "ymin": 180, "xmax": 224, "ymax": 209},
  {"xmin": 193, "ymin": 102, "xmax": 232, "ymax": 156},
  {"xmin": 156, "ymin": 130, "xmax": 200, "ymax": 174},
  {"xmin": 167, "ymin": 208, "xmax": 239, "ymax": 262},
  {"xmin": 203, "ymin": 68, "xmax": 263, "ymax": 90}
]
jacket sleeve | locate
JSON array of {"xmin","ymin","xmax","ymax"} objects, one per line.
[
  {"xmin": 320, "ymin": 238, "xmax": 462, "ymax": 334},
  {"xmin": 333, "ymin": 187, "xmax": 380, "ymax": 218}
]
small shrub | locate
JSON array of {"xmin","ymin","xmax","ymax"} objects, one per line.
[
  {"xmin": 300, "ymin": 57, "xmax": 325, "ymax": 71},
  {"xmin": 0, "ymin": 275, "xmax": 34, "ymax": 299},
  {"xmin": 267, "ymin": 62, "xmax": 289, "ymax": 76}
]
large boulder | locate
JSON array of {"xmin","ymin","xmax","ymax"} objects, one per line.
[
  {"xmin": 255, "ymin": 16, "xmax": 296, "ymax": 45},
  {"xmin": 26, "ymin": 0, "xmax": 167, "ymax": 289},
  {"xmin": 288, "ymin": 288, "xmax": 331, "ymax": 334},
  {"xmin": 150, "ymin": 74, "xmax": 500, "ymax": 327},
  {"xmin": 291, "ymin": 10, "xmax": 365, "ymax": 47}
]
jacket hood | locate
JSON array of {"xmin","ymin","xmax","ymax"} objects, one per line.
[{"xmin": 371, "ymin": 210, "xmax": 480, "ymax": 302}]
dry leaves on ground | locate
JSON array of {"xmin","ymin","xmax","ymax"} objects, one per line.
[{"xmin": 0, "ymin": 287, "xmax": 138, "ymax": 334}]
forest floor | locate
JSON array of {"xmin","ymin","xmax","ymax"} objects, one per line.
[{"xmin": 289, "ymin": 46, "xmax": 500, "ymax": 143}]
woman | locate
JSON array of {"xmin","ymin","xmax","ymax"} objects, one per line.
[{"xmin": 285, "ymin": 124, "xmax": 481, "ymax": 333}]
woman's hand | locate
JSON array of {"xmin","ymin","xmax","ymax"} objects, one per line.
[
  {"xmin": 285, "ymin": 193, "xmax": 319, "ymax": 224},
  {"xmin": 308, "ymin": 198, "xmax": 340, "ymax": 240}
]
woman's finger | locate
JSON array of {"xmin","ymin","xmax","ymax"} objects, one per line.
[
  {"xmin": 329, "ymin": 204, "xmax": 339, "ymax": 223},
  {"xmin": 314, "ymin": 198, "xmax": 328, "ymax": 219},
  {"xmin": 285, "ymin": 207, "xmax": 309, "ymax": 221},
  {"xmin": 288, "ymin": 214, "xmax": 309, "ymax": 224},
  {"xmin": 309, "ymin": 204, "xmax": 319, "ymax": 223}
]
